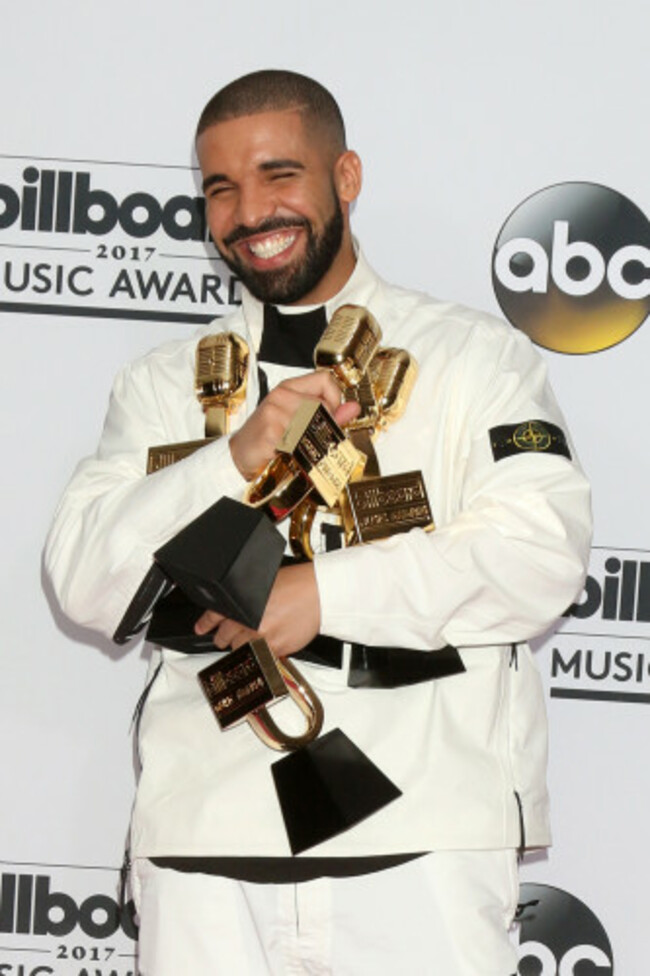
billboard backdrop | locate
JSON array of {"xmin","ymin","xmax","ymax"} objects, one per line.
[{"xmin": 1, "ymin": 1, "xmax": 648, "ymax": 972}]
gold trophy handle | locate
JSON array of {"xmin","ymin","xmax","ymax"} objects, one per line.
[
  {"xmin": 289, "ymin": 495, "xmax": 319, "ymax": 561},
  {"xmin": 245, "ymin": 454, "xmax": 314, "ymax": 523},
  {"xmin": 245, "ymin": 657, "xmax": 324, "ymax": 752}
]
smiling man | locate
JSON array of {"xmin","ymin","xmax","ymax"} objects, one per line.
[
  {"xmin": 197, "ymin": 104, "xmax": 355, "ymax": 307},
  {"xmin": 45, "ymin": 70, "xmax": 592, "ymax": 975}
]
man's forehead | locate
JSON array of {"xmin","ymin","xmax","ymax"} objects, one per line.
[{"xmin": 196, "ymin": 107, "xmax": 333, "ymax": 175}]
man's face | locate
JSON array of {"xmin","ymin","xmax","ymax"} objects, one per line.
[{"xmin": 197, "ymin": 109, "xmax": 356, "ymax": 306}]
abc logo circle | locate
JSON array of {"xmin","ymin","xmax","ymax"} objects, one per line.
[
  {"xmin": 516, "ymin": 883, "xmax": 613, "ymax": 974},
  {"xmin": 492, "ymin": 183, "xmax": 650, "ymax": 353}
]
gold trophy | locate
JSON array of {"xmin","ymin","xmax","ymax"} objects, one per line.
[
  {"xmin": 339, "ymin": 346, "xmax": 433, "ymax": 545},
  {"xmin": 198, "ymin": 638, "xmax": 324, "ymax": 751},
  {"xmin": 243, "ymin": 309, "xmax": 376, "ymax": 519},
  {"xmin": 315, "ymin": 304, "xmax": 382, "ymax": 476},
  {"xmin": 289, "ymin": 310, "xmax": 434, "ymax": 559},
  {"xmin": 114, "ymin": 333, "xmax": 251, "ymax": 644},
  {"xmin": 146, "ymin": 332, "xmax": 249, "ymax": 474},
  {"xmin": 196, "ymin": 331, "xmax": 250, "ymax": 436},
  {"xmin": 312, "ymin": 304, "xmax": 382, "ymax": 387}
]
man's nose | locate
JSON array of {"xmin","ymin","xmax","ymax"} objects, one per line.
[{"xmin": 234, "ymin": 181, "xmax": 275, "ymax": 229}]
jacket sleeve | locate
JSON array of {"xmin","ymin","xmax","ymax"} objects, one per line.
[
  {"xmin": 44, "ymin": 350, "xmax": 248, "ymax": 639},
  {"xmin": 313, "ymin": 325, "xmax": 592, "ymax": 650}
]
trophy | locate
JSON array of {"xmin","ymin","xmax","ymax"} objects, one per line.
[
  {"xmin": 146, "ymin": 332, "xmax": 249, "ymax": 474},
  {"xmin": 198, "ymin": 638, "xmax": 324, "ymax": 749},
  {"xmin": 114, "ymin": 332, "xmax": 253, "ymax": 645},
  {"xmin": 244, "ymin": 399, "xmax": 366, "ymax": 522},
  {"xmin": 339, "ymin": 346, "xmax": 433, "ymax": 545},
  {"xmin": 313, "ymin": 303, "xmax": 382, "ymax": 477},
  {"xmin": 288, "ymin": 307, "xmax": 435, "ymax": 560}
]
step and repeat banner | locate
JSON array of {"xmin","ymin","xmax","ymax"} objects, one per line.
[{"xmin": 1, "ymin": 1, "xmax": 648, "ymax": 972}]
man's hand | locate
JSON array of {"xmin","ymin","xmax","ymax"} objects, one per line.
[
  {"xmin": 194, "ymin": 562, "xmax": 321, "ymax": 657},
  {"xmin": 229, "ymin": 371, "xmax": 359, "ymax": 481}
]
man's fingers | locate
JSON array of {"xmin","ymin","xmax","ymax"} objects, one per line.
[
  {"xmin": 229, "ymin": 629, "xmax": 257, "ymax": 650},
  {"xmin": 194, "ymin": 609, "xmax": 225, "ymax": 635},
  {"xmin": 194, "ymin": 610, "xmax": 258, "ymax": 650},
  {"xmin": 230, "ymin": 370, "xmax": 361, "ymax": 483},
  {"xmin": 212, "ymin": 619, "xmax": 258, "ymax": 650},
  {"xmin": 279, "ymin": 371, "xmax": 342, "ymax": 415},
  {"xmin": 230, "ymin": 371, "xmax": 344, "ymax": 481},
  {"xmin": 334, "ymin": 399, "xmax": 361, "ymax": 427}
]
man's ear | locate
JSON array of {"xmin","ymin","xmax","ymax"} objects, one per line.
[{"xmin": 334, "ymin": 151, "xmax": 362, "ymax": 204}]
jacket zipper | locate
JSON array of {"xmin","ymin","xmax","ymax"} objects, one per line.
[
  {"xmin": 509, "ymin": 643, "xmax": 525, "ymax": 859},
  {"xmin": 514, "ymin": 790, "xmax": 526, "ymax": 862},
  {"xmin": 131, "ymin": 661, "xmax": 163, "ymax": 737},
  {"xmin": 509, "ymin": 643, "xmax": 519, "ymax": 669}
]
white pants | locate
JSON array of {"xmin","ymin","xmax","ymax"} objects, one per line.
[{"xmin": 133, "ymin": 851, "xmax": 519, "ymax": 975}]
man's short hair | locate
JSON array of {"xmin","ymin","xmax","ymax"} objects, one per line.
[{"xmin": 196, "ymin": 69, "xmax": 347, "ymax": 154}]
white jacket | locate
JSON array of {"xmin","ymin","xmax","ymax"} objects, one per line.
[{"xmin": 44, "ymin": 250, "xmax": 592, "ymax": 858}]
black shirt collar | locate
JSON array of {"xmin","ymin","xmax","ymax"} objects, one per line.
[{"xmin": 259, "ymin": 304, "xmax": 329, "ymax": 369}]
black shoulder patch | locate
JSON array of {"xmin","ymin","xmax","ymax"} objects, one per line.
[{"xmin": 490, "ymin": 420, "xmax": 572, "ymax": 462}]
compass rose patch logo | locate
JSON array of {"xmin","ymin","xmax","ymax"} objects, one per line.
[
  {"xmin": 513, "ymin": 421, "xmax": 552, "ymax": 452},
  {"xmin": 490, "ymin": 420, "xmax": 571, "ymax": 462}
]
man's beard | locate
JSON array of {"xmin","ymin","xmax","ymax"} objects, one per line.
[{"xmin": 217, "ymin": 196, "xmax": 344, "ymax": 305}]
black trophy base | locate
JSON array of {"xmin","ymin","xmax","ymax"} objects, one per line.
[
  {"xmin": 154, "ymin": 496, "xmax": 285, "ymax": 629},
  {"xmin": 145, "ymin": 587, "xmax": 217, "ymax": 653},
  {"xmin": 271, "ymin": 729, "xmax": 401, "ymax": 855}
]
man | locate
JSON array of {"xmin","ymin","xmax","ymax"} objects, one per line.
[{"xmin": 45, "ymin": 70, "xmax": 592, "ymax": 974}]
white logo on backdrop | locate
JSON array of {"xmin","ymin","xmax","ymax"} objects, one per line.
[
  {"xmin": 550, "ymin": 547, "xmax": 650, "ymax": 705},
  {"xmin": 0, "ymin": 155, "xmax": 241, "ymax": 324},
  {"xmin": 515, "ymin": 883, "xmax": 614, "ymax": 974},
  {"xmin": 0, "ymin": 861, "xmax": 137, "ymax": 976},
  {"xmin": 492, "ymin": 182, "xmax": 650, "ymax": 354}
]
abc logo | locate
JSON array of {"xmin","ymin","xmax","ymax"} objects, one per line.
[
  {"xmin": 516, "ymin": 883, "xmax": 613, "ymax": 974},
  {"xmin": 492, "ymin": 183, "xmax": 650, "ymax": 353}
]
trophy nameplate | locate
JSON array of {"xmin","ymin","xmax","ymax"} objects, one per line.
[
  {"xmin": 147, "ymin": 438, "xmax": 216, "ymax": 474},
  {"xmin": 198, "ymin": 640, "xmax": 288, "ymax": 730},
  {"xmin": 340, "ymin": 471, "xmax": 435, "ymax": 545},
  {"xmin": 278, "ymin": 401, "xmax": 366, "ymax": 508},
  {"xmin": 199, "ymin": 639, "xmax": 325, "ymax": 752}
]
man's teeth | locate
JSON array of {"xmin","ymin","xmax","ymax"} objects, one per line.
[{"xmin": 247, "ymin": 233, "xmax": 296, "ymax": 259}]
